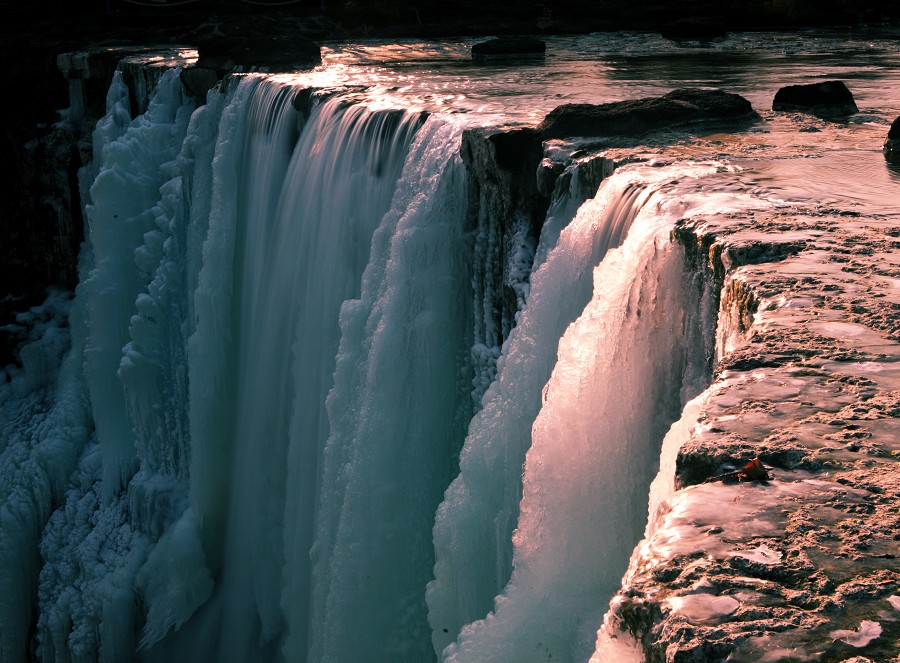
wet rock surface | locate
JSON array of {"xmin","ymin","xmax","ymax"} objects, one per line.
[
  {"xmin": 539, "ymin": 88, "xmax": 758, "ymax": 141},
  {"xmin": 603, "ymin": 191, "xmax": 900, "ymax": 661},
  {"xmin": 884, "ymin": 116, "xmax": 900, "ymax": 162},
  {"xmin": 773, "ymin": 80, "xmax": 859, "ymax": 118}
]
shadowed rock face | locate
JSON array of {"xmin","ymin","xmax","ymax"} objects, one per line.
[
  {"xmin": 772, "ymin": 80, "xmax": 859, "ymax": 117},
  {"xmin": 538, "ymin": 88, "xmax": 758, "ymax": 140},
  {"xmin": 884, "ymin": 116, "xmax": 900, "ymax": 162}
]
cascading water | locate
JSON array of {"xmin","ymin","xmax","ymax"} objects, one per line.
[
  {"xmin": 0, "ymin": 43, "xmax": 815, "ymax": 663},
  {"xmin": 437, "ymin": 163, "xmax": 724, "ymax": 663},
  {"xmin": 182, "ymin": 79, "xmax": 426, "ymax": 663},
  {"xmin": 305, "ymin": 116, "xmax": 470, "ymax": 663},
  {"xmin": 428, "ymin": 167, "xmax": 662, "ymax": 656}
]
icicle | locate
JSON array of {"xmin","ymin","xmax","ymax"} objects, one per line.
[{"xmin": 81, "ymin": 68, "xmax": 194, "ymax": 498}]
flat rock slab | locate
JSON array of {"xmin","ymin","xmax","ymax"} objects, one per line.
[{"xmin": 539, "ymin": 88, "xmax": 758, "ymax": 140}]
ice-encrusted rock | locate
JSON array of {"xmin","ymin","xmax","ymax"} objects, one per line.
[
  {"xmin": 599, "ymin": 205, "xmax": 900, "ymax": 662},
  {"xmin": 459, "ymin": 126, "xmax": 547, "ymax": 405}
]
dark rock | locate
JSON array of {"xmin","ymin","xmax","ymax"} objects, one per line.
[
  {"xmin": 536, "ymin": 157, "xmax": 566, "ymax": 197},
  {"xmin": 180, "ymin": 66, "xmax": 220, "ymax": 99},
  {"xmin": 471, "ymin": 37, "xmax": 546, "ymax": 60},
  {"xmin": 887, "ymin": 116, "xmax": 900, "ymax": 139},
  {"xmin": 660, "ymin": 17, "xmax": 727, "ymax": 40},
  {"xmin": 180, "ymin": 35, "xmax": 321, "ymax": 99},
  {"xmin": 292, "ymin": 87, "xmax": 316, "ymax": 115},
  {"xmin": 460, "ymin": 127, "xmax": 551, "ymax": 355},
  {"xmin": 487, "ymin": 128, "xmax": 542, "ymax": 172},
  {"xmin": 772, "ymin": 80, "xmax": 858, "ymax": 118},
  {"xmin": 884, "ymin": 116, "xmax": 900, "ymax": 162},
  {"xmin": 538, "ymin": 88, "xmax": 757, "ymax": 140},
  {"xmin": 196, "ymin": 34, "xmax": 321, "ymax": 72}
]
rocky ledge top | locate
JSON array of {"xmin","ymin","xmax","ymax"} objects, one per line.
[{"xmin": 601, "ymin": 188, "xmax": 900, "ymax": 661}]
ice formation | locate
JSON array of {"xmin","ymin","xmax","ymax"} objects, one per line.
[{"xmin": 1, "ymin": 50, "xmax": 842, "ymax": 663}]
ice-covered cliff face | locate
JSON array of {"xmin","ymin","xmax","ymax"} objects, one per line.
[
  {"xmin": 0, "ymin": 62, "xmax": 724, "ymax": 663},
  {"xmin": 4, "ymin": 33, "xmax": 900, "ymax": 663}
]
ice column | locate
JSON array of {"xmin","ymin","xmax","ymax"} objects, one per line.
[
  {"xmin": 428, "ymin": 168, "xmax": 654, "ymax": 656},
  {"xmin": 307, "ymin": 117, "xmax": 470, "ymax": 663},
  {"xmin": 442, "ymin": 163, "xmax": 724, "ymax": 663}
]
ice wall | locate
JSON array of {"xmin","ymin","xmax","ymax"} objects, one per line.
[
  {"xmin": 438, "ymin": 163, "xmax": 725, "ymax": 663},
  {"xmin": 428, "ymin": 165, "xmax": 658, "ymax": 656},
  {"xmin": 37, "ymin": 68, "xmax": 210, "ymax": 663},
  {"xmin": 0, "ymin": 292, "xmax": 91, "ymax": 663},
  {"xmin": 4, "ymin": 58, "xmax": 739, "ymax": 663}
]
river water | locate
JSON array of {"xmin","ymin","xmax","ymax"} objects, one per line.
[{"xmin": 283, "ymin": 30, "xmax": 900, "ymax": 215}]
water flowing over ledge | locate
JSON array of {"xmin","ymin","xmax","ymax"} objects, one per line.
[
  {"xmin": 598, "ymin": 208, "xmax": 900, "ymax": 662},
  {"xmin": 0, "ymin": 36, "xmax": 898, "ymax": 663}
]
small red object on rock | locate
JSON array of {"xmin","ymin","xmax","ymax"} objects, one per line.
[{"xmin": 740, "ymin": 457, "xmax": 770, "ymax": 481}]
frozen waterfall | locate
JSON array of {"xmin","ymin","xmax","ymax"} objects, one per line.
[{"xmin": 2, "ymin": 63, "xmax": 731, "ymax": 663}]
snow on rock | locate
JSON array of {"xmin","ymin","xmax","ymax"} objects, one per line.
[
  {"xmin": 831, "ymin": 620, "xmax": 882, "ymax": 648},
  {"xmin": 597, "ymin": 197, "xmax": 900, "ymax": 662}
]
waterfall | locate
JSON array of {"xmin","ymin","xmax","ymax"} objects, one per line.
[
  {"xmin": 27, "ymin": 69, "xmax": 432, "ymax": 663},
  {"xmin": 428, "ymin": 167, "xmax": 658, "ymax": 656},
  {"xmin": 1, "ymin": 60, "xmax": 750, "ymax": 663},
  {"xmin": 305, "ymin": 116, "xmax": 470, "ymax": 663},
  {"xmin": 439, "ymin": 162, "xmax": 725, "ymax": 663},
  {"xmin": 186, "ymin": 79, "xmax": 425, "ymax": 663}
]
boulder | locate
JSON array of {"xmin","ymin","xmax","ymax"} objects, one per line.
[
  {"xmin": 471, "ymin": 37, "xmax": 545, "ymax": 60},
  {"xmin": 538, "ymin": 88, "xmax": 757, "ymax": 140},
  {"xmin": 883, "ymin": 116, "xmax": 900, "ymax": 162},
  {"xmin": 772, "ymin": 80, "xmax": 858, "ymax": 117}
]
